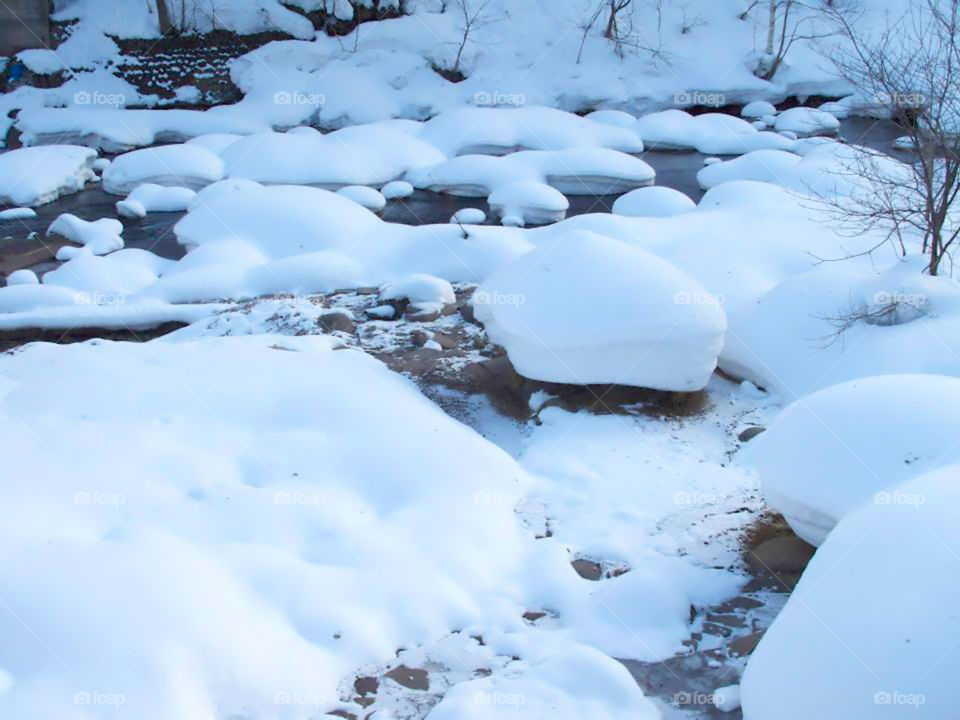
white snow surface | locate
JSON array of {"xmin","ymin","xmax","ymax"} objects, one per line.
[
  {"xmin": 741, "ymin": 465, "xmax": 960, "ymax": 719},
  {"xmin": 612, "ymin": 186, "xmax": 696, "ymax": 217},
  {"xmin": 741, "ymin": 374, "xmax": 960, "ymax": 546},
  {"xmin": 47, "ymin": 214, "xmax": 125, "ymax": 260},
  {"xmin": 0, "ymin": 146, "xmax": 97, "ymax": 206}
]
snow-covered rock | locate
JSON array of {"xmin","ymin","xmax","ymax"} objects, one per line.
[
  {"xmin": 4, "ymin": 270, "xmax": 39, "ymax": 286},
  {"xmin": 773, "ymin": 107, "xmax": 841, "ymax": 137},
  {"xmin": 473, "ymin": 230, "xmax": 726, "ymax": 390},
  {"xmin": 612, "ymin": 186, "xmax": 696, "ymax": 217},
  {"xmin": 117, "ymin": 183, "xmax": 196, "ymax": 218},
  {"xmin": 635, "ymin": 111, "xmax": 794, "ymax": 154},
  {"xmin": 488, "ymin": 181, "xmax": 569, "ymax": 226},
  {"xmin": 337, "ymin": 185, "xmax": 387, "ymax": 212},
  {"xmin": 47, "ymin": 214, "xmax": 124, "ymax": 260},
  {"xmin": 743, "ymin": 374, "xmax": 960, "ymax": 546},
  {"xmin": 0, "ymin": 146, "xmax": 97, "ymax": 206},
  {"xmin": 380, "ymin": 273, "xmax": 455, "ymax": 315},
  {"xmin": 0, "ymin": 207, "xmax": 37, "ymax": 221},
  {"xmin": 741, "ymin": 464, "xmax": 960, "ymax": 720},
  {"xmin": 382, "ymin": 180, "xmax": 415, "ymax": 199},
  {"xmin": 741, "ymin": 101, "xmax": 776, "ymax": 119},
  {"xmin": 103, "ymin": 144, "xmax": 225, "ymax": 194},
  {"xmin": 451, "ymin": 208, "xmax": 487, "ymax": 225}
]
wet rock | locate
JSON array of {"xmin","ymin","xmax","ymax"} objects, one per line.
[
  {"xmin": 572, "ymin": 558, "xmax": 604, "ymax": 581},
  {"xmin": 410, "ymin": 329, "xmax": 431, "ymax": 347},
  {"xmin": 747, "ymin": 535, "xmax": 815, "ymax": 591},
  {"xmin": 353, "ymin": 676, "xmax": 379, "ymax": 697},
  {"xmin": 738, "ymin": 425, "xmax": 766, "ymax": 442},
  {"xmin": 318, "ymin": 310, "xmax": 356, "ymax": 335},
  {"xmin": 384, "ymin": 665, "xmax": 429, "ymax": 691},
  {"xmin": 728, "ymin": 630, "xmax": 765, "ymax": 657},
  {"xmin": 522, "ymin": 610, "xmax": 547, "ymax": 623}
]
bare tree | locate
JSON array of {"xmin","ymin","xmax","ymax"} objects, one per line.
[
  {"xmin": 816, "ymin": 0, "xmax": 960, "ymax": 276},
  {"xmin": 753, "ymin": 0, "xmax": 838, "ymax": 80},
  {"xmin": 449, "ymin": 0, "xmax": 494, "ymax": 77},
  {"xmin": 578, "ymin": 0, "xmax": 672, "ymax": 65}
]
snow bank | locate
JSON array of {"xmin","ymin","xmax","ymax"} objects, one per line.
[
  {"xmin": 0, "ymin": 333, "xmax": 671, "ymax": 719},
  {"xmin": 474, "ymin": 230, "xmax": 726, "ymax": 391},
  {"xmin": 416, "ymin": 107, "xmax": 644, "ymax": 156},
  {"xmin": 612, "ymin": 186, "xmax": 696, "ymax": 217},
  {"xmin": 103, "ymin": 144, "xmax": 226, "ymax": 194},
  {"xmin": 0, "ymin": 146, "xmax": 97, "ymax": 206},
  {"xmin": 741, "ymin": 465, "xmax": 960, "ymax": 720},
  {"xmin": 634, "ymin": 111, "xmax": 795, "ymax": 154},
  {"xmin": 742, "ymin": 374, "xmax": 960, "ymax": 546}
]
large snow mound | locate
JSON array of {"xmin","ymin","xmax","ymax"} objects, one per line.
[
  {"xmin": 473, "ymin": 230, "xmax": 727, "ymax": 391},
  {"xmin": 0, "ymin": 145, "xmax": 97, "ymax": 206},
  {"xmin": 742, "ymin": 374, "xmax": 960, "ymax": 546},
  {"xmin": 741, "ymin": 465, "xmax": 960, "ymax": 720}
]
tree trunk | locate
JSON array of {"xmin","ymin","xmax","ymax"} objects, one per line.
[
  {"xmin": 766, "ymin": 0, "xmax": 777, "ymax": 55},
  {"xmin": 155, "ymin": 0, "xmax": 174, "ymax": 35}
]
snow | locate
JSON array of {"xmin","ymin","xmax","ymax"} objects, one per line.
[
  {"xmin": 714, "ymin": 685, "xmax": 741, "ymax": 712},
  {"xmin": 773, "ymin": 107, "xmax": 841, "ymax": 137},
  {"xmin": 741, "ymin": 374, "xmax": 960, "ymax": 546},
  {"xmin": 337, "ymin": 185, "xmax": 387, "ymax": 212},
  {"xmin": 488, "ymin": 182, "xmax": 569, "ymax": 227},
  {"xmin": 102, "ymin": 144, "xmax": 226, "ymax": 194},
  {"xmin": 47, "ymin": 214, "xmax": 125, "ymax": 260},
  {"xmin": 451, "ymin": 208, "xmax": 487, "ymax": 225},
  {"xmin": 741, "ymin": 101, "xmax": 777, "ymax": 119},
  {"xmin": 380, "ymin": 273, "xmax": 455, "ymax": 311},
  {"xmin": 425, "ymin": 645, "xmax": 658, "ymax": 720},
  {"xmin": 612, "ymin": 186, "xmax": 696, "ymax": 218},
  {"xmin": 0, "ymin": 145, "xmax": 97, "ymax": 206},
  {"xmin": 741, "ymin": 465, "xmax": 960, "ymax": 720},
  {"xmin": 4, "ymin": 270, "xmax": 38, "ymax": 286},
  {"xmin": 473, "ymin": 230, "xmax": 727, "ymax": 391},
  {"xmin": 382, "ymin": 180, "xmax": 415, "ymax": 199},
  {"xmin": 634, "ymin": 111, "xmax": 796, "ymax": 154},
  {"xmin": 0, "ymin": 208, "xmax": 37, "ymax": 220},
  {"xmin": 117, "ymin": 184, "xmax": 197, "ymax": 218}
]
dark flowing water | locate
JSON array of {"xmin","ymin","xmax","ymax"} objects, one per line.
[{"xmin": 0, "ymin": 117, "xmax": 908, "ymax": 279}]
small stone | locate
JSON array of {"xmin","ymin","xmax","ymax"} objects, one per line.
[
  {"xmin": 738, "ymin": 426, "xmax": 766, "ymax": 442},
  {"xmin": 384, "ymin": 665, "xmax": 429, "ymax": 691},
  {"xmin": 571, "ymin": 558, "xmax": 603, "ymax": 581},
  {"xmin": 728, "ymin": 630, "xmax": 765, "ymax": 657},
  {"xmin": 318, "ymin": 311, "xmax": 356, "ymax": 335}
]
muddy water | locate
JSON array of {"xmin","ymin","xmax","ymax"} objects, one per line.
[{"xmin": 0, "ymin": 117, "xmax": 906, "ymax": 279}]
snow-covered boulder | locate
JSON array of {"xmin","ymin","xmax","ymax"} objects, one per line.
[
  {"xmin": 337, "ymin": 185, "xmax": 387, "ymax": 212},
  {"xmin": 741, "ymin": 465, "xmax": 960, "ymax": 720},
  {"xmin": 47, "ymin": 214, "xmax": 124, "ymax": 260},
  {"xmin": 489, "ymin": 181, "xmax": 569, "ymax": 226},
  {"xmin": 382, "ymin": 180, "xmax": 415, "ymax": 199},
  {"xmin": 743, "ymin": 374, "xmax": 960, "ymax": 546},
  {"xmin": 585, "ymin": 109, "xmax": 638, "ymax": 128},
  {"xmin": 451, "ymin": 208, "xmax": 486, "ymax": 225},
  {"xmin": 612, "ymin": 186, "xmax": 696, "ymax": 217},
  {"xmin": 117, "ymin": 183, "xmax": 196, "ymax": 218},
  {"xmin": 773, "ymin": 107, "xmax": 841, "ymax": 137},
  {"xmin": 697, "ymin": 150, "xmax": 802, "ymax": 190},
  {"xmin": 380, "ymin": 273, "xmax": 455, "ymax": 315},
  {"xmin": 634, "ymin": 110, "xmax": 794, "ymax": 154},
  {"xmin": 0, "ymin": 208, "xmax": 37, "ymax": 220},
  {"xmin": 4, "ymin": 270, "xmax": 39, "ymax": 286},
  {"xmin": 741, "ymin": 101, "xmax": 777, "ymax": 119},
  {"xmin": 103, "ymin": 144, "xmax": 225, "ymax": 194},
  {"xmin": 473, "ymin": 230, "xmax": 727, "ymax": 390},
  {"xmin": 0, "ymin": 146, "xmax": 97, "ymax": 206}
]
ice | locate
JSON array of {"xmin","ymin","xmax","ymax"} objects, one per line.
[
  {"xmin": 741, "ymin": 374, "xmax": 960, "ymax": 546},
  {"xmin": 741, "ymin": 465, "xmax": 960, "ymax": 720},
  {"xmin": 0, "ymin": 145, "xmax": 97, "ymax": 206},
  {"xmin": 612, "ymin": 186, "xmax": 696, "ymax": 217},
  {"xmin": 473, "ymin": 230, "xmax": 726, "ymax": 390}
]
